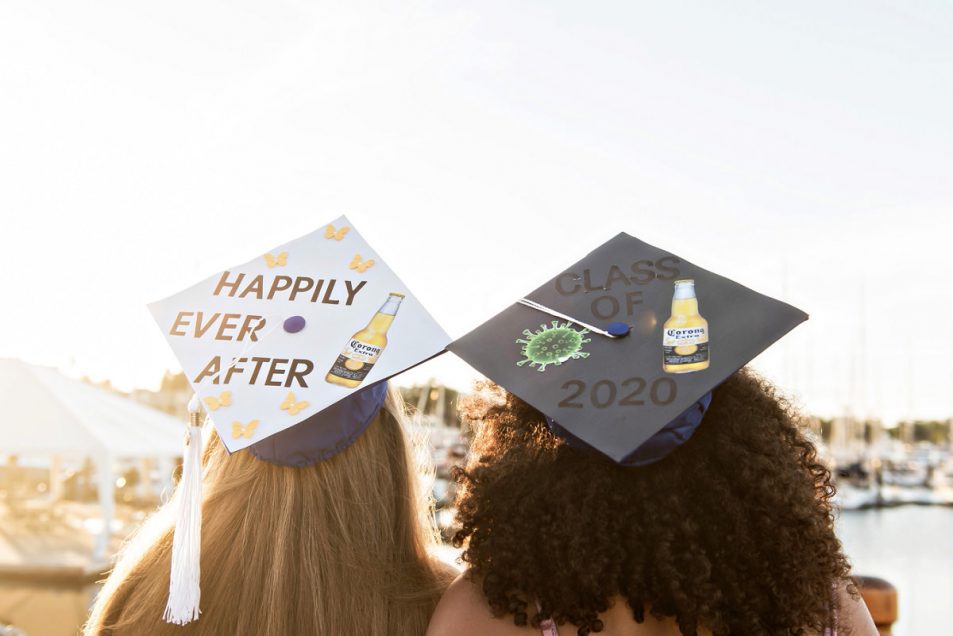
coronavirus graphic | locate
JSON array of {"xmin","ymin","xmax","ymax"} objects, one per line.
[{"xmin": 516, "ymin": 321, "xmax": 591, "ymax": 372}]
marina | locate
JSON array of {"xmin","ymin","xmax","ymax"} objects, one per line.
[
  {"xmin": 0, "ymin": 368, "xmax": 950, "ymax": 635},
  {"xmin": 3, "ymin": 2, "xmax": 951, "ymax": 633}
]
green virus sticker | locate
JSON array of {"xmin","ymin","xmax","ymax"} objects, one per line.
[{"xmin": 516, "ymin": 321, "xmax": 591, "ymax": 372}]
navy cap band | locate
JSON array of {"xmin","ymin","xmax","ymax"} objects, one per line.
[
  {"xmin": 250, "ymin": 381, "xmax": 389, "ymax": 467},
  {"xmin": 545, "ymin": 391, "xmax": 712, "ymax": 467}
]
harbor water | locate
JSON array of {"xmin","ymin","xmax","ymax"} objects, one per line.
[{"xmin": 837, "ymin": 506, "xmax": 953, "ymax": 635}]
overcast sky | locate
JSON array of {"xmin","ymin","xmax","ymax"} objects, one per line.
[{"xmin": 2, "ymin": 1, "xmax": 951, "ymax": 423}]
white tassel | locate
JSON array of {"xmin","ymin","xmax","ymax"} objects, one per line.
[{"xmin": 163, "ymin": 394, "xmax": 204, "ymax": 625}]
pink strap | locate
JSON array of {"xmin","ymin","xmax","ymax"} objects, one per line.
[
  {"xmin": 824, "ymin": 585, "xmax": 838, "ymax": 635},
  {"xmin": 535, "ymin": 600, "xmax": 558, "ymax": 636}
]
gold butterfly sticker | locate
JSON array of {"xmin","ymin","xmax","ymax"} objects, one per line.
[
  {"xmin": 280, "ymin": 391, "xmax": 310, "ymax": 416},
  {"xmin": 231, "ymin": 419, "xmax": 259, "ymax": 439},
  {"xmin": 263, "ymin": 251, "xmax": 288, "ymax": 268},
  {"xmin": 204, "ymin": 390, "xmax": 232, "ymax": 411},
  {"xmin": 324, "ymin": 224, "xmax": 350, "ymax": 241},
  {"xmin": 349, "ymin": 254, "xmax": 375, "ymax": 273}
]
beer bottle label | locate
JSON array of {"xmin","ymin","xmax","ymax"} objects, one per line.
[
  {"xmin": 662, "ymin": 327, "xmax": 709, "ymax": 365},
  {"xmin": 328, "ymin": 339, "xmax": 383, "ymax": 381}
]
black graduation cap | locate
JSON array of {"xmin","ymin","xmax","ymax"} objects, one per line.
[{"xmin": 448, "ymin": 233, "xmax": 807, "ymax": 464}]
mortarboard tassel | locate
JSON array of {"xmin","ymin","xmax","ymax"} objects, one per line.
[{"xmin": 163, "ymin": 394, "xmax": 204, "ymax": 625}]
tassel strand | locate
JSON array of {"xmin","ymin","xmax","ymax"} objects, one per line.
[{"xmin": 163, "ymin": 394, "xmax": 204, "ymax": 625}]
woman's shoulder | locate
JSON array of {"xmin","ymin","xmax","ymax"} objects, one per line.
[
  {"xmin": 426, "ymin": 576, "xmax": 697, "ymax": 636},
  {"xmin": 426, "ymin": 572, "xmax": 876, "ymax": 636},
  {"xmin": 427, "ymin": 573, "xmax": 536, "ymax": 636}
]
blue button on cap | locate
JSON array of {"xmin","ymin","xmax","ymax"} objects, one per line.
[
  {"xmin": 283, "ymin": 316, "xmax": 306, "ymax": 333},
  {"xmin": 607, "ymin": 322, "xmax": 631, "ymax": 337}
]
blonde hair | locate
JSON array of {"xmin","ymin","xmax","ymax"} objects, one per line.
[{"xmin": 85, "ymin": 390, "xmax": 453, "ymax": 635}]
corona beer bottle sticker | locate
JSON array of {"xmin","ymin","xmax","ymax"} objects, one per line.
[
  {"xmin": 328, "ymin": 340, "xmax": 382, "ymax": 381},
  {"xmin": 662, "ymin": 327, "xmax": 709, "ymax": 365}
]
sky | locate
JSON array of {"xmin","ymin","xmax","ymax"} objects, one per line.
[{"xmin": 2, "ymin": 1, "xmax": 951, "ymax": 423}]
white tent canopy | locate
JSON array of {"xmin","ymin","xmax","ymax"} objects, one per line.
[
  {"xmin": 0, "ymin": 358, "xmax": 183, "ymax": 458},
  {"xmin": 0, "ymin": 358, "xmax": 185, "ymax": 559}
]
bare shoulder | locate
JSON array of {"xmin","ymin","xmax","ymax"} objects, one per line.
[
  {"xmin": 427, "ymin": 573, "xmax": 535, "ymax": 636},
  {"xmin": 836, "ymin": 578, "xmax": 879, "ymax": 636},
  {"xmin": 430, "ymin": 556, "xmax": 463, "ymax": 589}
]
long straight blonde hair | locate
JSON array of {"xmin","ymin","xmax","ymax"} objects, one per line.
[{"xmin": 85, "ymin": 390, "xmax": 453, "ymax": 635}]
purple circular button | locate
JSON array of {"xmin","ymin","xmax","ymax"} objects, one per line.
[
  {"xmin": 283, "ymin": 315, "xmax": 306, "ymax": 333},
  {"xmin": 607, "ymin": 322, "xmax": 631, "ymax": 337}
]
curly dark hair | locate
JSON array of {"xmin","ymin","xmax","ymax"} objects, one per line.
[{"xmin": 451, "ymin": 369, "xmax": 852, "ymax": 636}]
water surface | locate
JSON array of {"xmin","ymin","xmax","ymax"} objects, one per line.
[{"xmin": 837, "ymin": 506, "xmax": 953, "ymax": 635}]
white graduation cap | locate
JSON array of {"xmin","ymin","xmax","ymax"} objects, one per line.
[
  {"xmin": 148, "ymin": 215, "xmax": 449, "ymax": 624},
  {"xmin": 149, "ymin": 215, "xmax": 448, "ymax": 453}
]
